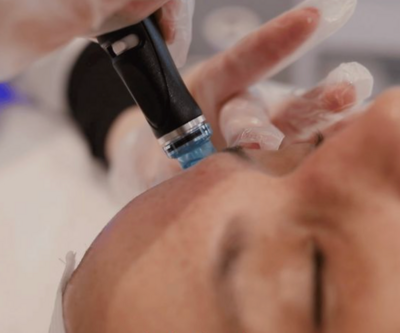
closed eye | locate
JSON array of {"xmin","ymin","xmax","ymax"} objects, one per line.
[
  {"xmin": 214, "ymin": 220, "xmax": 247, "ymax": 331},
  {"xmin": 313, "ymin": 245, "xmax": 325, "ymax": 328},
  {"xmin": 314, "ymin": 131, "xmax": 325, "ymax": 147}
]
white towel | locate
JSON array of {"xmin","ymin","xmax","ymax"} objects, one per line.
[{"xmin": 48, "ymin": 253, "xmax": 77, "ymax": 333}]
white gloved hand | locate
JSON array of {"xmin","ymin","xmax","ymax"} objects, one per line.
[
  {"xmin": 221, "ymin": 62, "xmax": 373, "ymax": 150},
  {"xmin": 108, "ymin": 0, "xmax": 374, "ymax": 203},
  {"xmin": 0, "ymin": 0, "xmax": 194, "ymax": 80}
]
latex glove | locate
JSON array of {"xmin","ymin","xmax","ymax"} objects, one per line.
[
  {"xmin": 108, "ymin": 0, "xmax": 373, "ymax": 203},
  {"xmin": 221, "ymin": 62, "xmax": 373, "ymax": 150},
  {"xmin": 0, "ymin": 0, "xmax": 194, "ymax": 80}
]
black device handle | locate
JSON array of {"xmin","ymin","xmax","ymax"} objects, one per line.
[{"xmin": 97, "ymin": 17, "xmax": 203, "ymax": 139}]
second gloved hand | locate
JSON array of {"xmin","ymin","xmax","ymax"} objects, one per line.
[{"xmin": 0, "ymin": 0, "xmax": 194, "ymax": 80}]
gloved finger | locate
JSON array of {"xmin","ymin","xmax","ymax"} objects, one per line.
[
  {"xmin": 272, "ymin": 62, "xmax": 373, "ymax": 138},
  {"xmin": 188, "ymin": 0, "xmax": 356, "ymax": 111},
  {"xmin": 280, "ymin": 104, "xmax": 369, "ymax": 151},
  {"xmin": 89, "ymin": 0, "xmax": 170, "ymax": 35},
  {"xmin": 266, "ymin": 0, "xmax": 357, "ymax": 79},
  {"xmin": 219, "ymin": 82, "xmax": 360, "ymax": 153},
  {"xmin": 188, "ymin": 6, "xmax": 319, "ymax": 111},
  {"xmin": 156, "ymin": 0, "xmax": 195, "ymax": 68},
  {"xmin": 219, "ymin": 90, "xmax": 284, "ymax": 151},
  {"xmin": 187, "ymin": 1, "xmax": 356, "ymax": 148},
  {"xmin": 0, "ymin": 0, "xmax": 170, "ymax": 80},
  {"xmin": 273, "ymin": 82, "xmax": 357, "ymax": 137},
  {"xmin": 319, "ymin": 103, "xmax": 371, "ymax": 139},
  {"xmin": 219, "ymin": 62, "xmax": 373, "ymax": 152},
  {"xmin": 108, "ymin": 109, "xmax": 181, "ymax": 202},
  {"xmin": 186, "ymin": 6, "xmax": 319, "ymax": 149}
]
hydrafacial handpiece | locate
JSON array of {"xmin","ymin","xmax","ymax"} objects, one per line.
[{"xmin": 98, "ymin": 17, "xmax": 216, "ymax": 169}]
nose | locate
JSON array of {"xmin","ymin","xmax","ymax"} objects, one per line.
[
  {"xmin": 357, "ymin": 88, "xmax": 400, "ymax": 186},
  {"xmin": 282, "ymin": 88, "xmax": 400, "ymax": 333},
  {"xmin": 292, "ymin": 88, "xmax": 400, "ymax": 204}
]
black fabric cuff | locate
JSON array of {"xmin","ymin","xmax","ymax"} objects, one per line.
[{"xmin": 67, "ymin": 42, "xmax": 136, "ymax": 165}]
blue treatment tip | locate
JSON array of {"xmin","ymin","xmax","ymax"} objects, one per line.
[
  {"xmin": 165, "ymin": 123, "xmax": 217, "ymax": 169},
  {"xmin": 174, "ymin": 139, "xmax": 216, "ymax": 169}
]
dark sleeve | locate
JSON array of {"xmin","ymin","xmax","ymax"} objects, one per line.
[{"xmin": 67, "ymin": 42, "xmax": 136, "ymax": 165}]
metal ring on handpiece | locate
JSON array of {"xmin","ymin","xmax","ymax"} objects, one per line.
[{"xmin": 158, "ymin": 115, "xmax": 207, "ymax": 146}]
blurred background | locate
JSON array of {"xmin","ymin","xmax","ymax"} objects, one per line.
[
  {"xmin": 1, "ymin": 2, "xmax": 400, "ymax": 331},
  {"xmin": 189, "ymin": 0, "xmax": 400, "ymax": 96}
]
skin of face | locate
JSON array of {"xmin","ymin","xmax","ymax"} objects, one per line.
[{"xmin": 63, "ymin": 88, "xmax": 400, "ymax": 333}]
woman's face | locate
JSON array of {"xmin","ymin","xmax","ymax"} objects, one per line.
[{"xmin": 64, "ymin": 89, "xmax": 400, "ymax": 333}]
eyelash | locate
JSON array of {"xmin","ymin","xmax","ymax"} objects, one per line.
[{"xmin": 314, "ymin": 131, "xmax": 325, "ymax": 147}]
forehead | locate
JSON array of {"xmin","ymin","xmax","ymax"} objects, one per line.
[
  {"xmin": 125, "ymin": 154, "xmax": 261, "ymax": 223},
  {"xmin": 89, "ymin": 153, "xmax": 275, "ymax": 259},
  {"xmin": 139, "ymin": 153, "xmax": 257, "ymax": 209},
  {"xmin": 66, "ymin": 153, "xmax": 272, "ymax": 294}
]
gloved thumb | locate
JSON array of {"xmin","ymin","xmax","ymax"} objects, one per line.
[{"xmin": 157, "ymin": 0, "xmax": 195, "ymax": 68}]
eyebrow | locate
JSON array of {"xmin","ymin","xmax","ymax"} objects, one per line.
[
  {"xmin": 217, "ymin": 223, "xmax": 245, "ymax": 278},
  {"xmin": 214, "ymin": 220, "xmax": 246, "ymax": 331},
  {"xmin": 314, "ymin": 131, "xmax": 325, "ymax": 147},
  {"xmin": 222, "ymin": 146, "xmax": 252, "ymax": 162},
  {"xmin": 313, "ymin": 246, "xmax": 325, "ymax": 328}
]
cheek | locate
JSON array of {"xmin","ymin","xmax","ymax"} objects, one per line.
[
  {"xmin": 232, "ymin": 224, "xmax": 315, "ymax": 333},
  {"xmin": 315, "ymin": 197, "xmax": 400, "ymax": 332}
]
